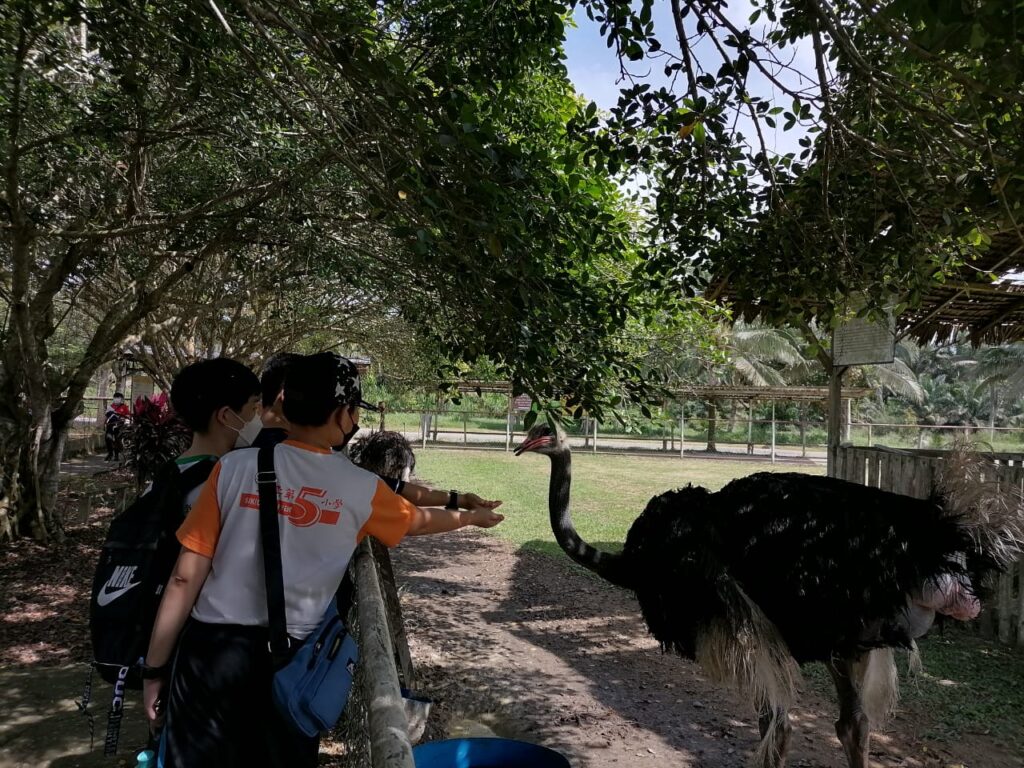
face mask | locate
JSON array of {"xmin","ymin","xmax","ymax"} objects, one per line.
[
  {"xmin": 227, "ymin": 410, "xmax": 263, "ymax": 448},
  {"xmin": 112, "ymin": 398, "xmax": 123, "ymax": 405},
  {"xmin": 333, "ymin": 418, "xmax": 360, "ymax": 452}
]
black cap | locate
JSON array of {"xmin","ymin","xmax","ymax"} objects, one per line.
[{"xmin": 286, "ymin": 352, "xmax": 377, "ymax": 412}]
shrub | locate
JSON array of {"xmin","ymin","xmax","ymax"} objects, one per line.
[{"xmin": 122, "ymin": 392, "xmax": 190, "ymax": 487}]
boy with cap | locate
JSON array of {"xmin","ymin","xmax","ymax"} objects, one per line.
[
  {"xmin": 254, "ymin": 352, "xmax": 500, "ymax": 515},
  {"xmin": 143, "ymin": 352, "xmax": 504, "ymax": 768}
]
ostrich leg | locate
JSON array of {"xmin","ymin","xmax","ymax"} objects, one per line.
[
  {"xmin": 756, "ymin": 703, "xmax": 792, "ymax": 768},
  {"xmin": 827, "ymin": 658, "xmax": 871, "ymax": 768}
]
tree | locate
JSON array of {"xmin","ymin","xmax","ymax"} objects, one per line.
[
  {"xmin": 703, "ymin": 323, "xmax": 809, "ymax": 451},
  {"xmin": 576, "ymin": 0, "xmax": 1024, "ymax": 331},
  {"xmin": 2, "ymin": 1, "xmax": 694, "ymax": 542},
  {"xmin": 2, "ymin": 2, "xmax": 329, "ymax": 540}
]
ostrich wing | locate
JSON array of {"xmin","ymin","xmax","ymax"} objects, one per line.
[{"xmin": 712, "ymin": 473, "xmax": 973, "ymax": 661}]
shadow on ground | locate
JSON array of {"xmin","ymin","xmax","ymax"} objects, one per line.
[
  {"xmin": 0, "ymin": 665, "xmax": 149, "ymax": 768},
  {"xmin": 394, "ymin": 530, "xmax": 1023, "ymax": 768}
]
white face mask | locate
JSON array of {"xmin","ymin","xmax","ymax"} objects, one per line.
[{"xmin": 227, "ymin": 410, "xmax": 263, "ymax": 448}]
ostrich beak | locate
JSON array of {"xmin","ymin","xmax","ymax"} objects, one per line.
[{"xmin": 514, "ymin": 436, "xmax": 549, "ymax": 456}]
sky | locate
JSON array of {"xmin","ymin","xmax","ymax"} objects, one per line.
[{"xmin": 561, "ymin": 1, "xmax": 818, "ymax": 159}]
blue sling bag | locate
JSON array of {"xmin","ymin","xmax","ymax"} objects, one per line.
[{"xmin": 257, "ymin": 446, "xmax": 359, "ymax": 737}]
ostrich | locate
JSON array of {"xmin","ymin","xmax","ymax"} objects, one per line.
[
  {"xmin": 515, "ymin": 424, "xmax": 1023, "ymax": 768},
  {"xmin": 349, "ymin": 428, "xmax": 416, "ymax": 484}
]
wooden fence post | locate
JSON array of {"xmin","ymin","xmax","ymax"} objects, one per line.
[
  {"xmin": 369, "ymin": 538, "xmax": 415, "ymax": 689},
  {"xmin": 1016, "ymin": 561, "xmax": 1024, "ymax": 648},
  {"xmin": 997, "ymin": 570, "xmax": 1014, "ymax": 645},
  {"xmin": 800, "ymin": 404, "xmax": 807, "ymax": 458},
  {"xmin": 354, "ymin": 541, "xmax": 415, "ymax": 768},
  {"xmin": 680, "ymin": 407, "xmax": 686, "ymax": 458},
  {"xmin": 505, "ymin": 396, "xmax": 512, "ymax": 452}
]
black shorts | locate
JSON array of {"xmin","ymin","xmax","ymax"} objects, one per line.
[{"xmin": 158, "ymin": 620, "xmax": 318, "ymax": 768}]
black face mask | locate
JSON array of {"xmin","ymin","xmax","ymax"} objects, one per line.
[{"xmin": 332, "ymin": 419, "xmax": 360, "ymax": 452}]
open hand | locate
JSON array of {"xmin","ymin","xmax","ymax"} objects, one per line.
[
  {"xmin": 467, "ymin": 507, "xmax": 505, "ymax": 528},
  {"xmin": 461, "ymin": 493, "xmax": 502, "ymax": 513}
]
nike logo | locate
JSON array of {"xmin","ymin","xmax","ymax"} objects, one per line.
[
  {"xmin": 97, "ymin": 565, "xmax": 141, "ymax": 607},
  {"xmin": 97, "ymin": 581, "xmax": 141, "ymax": 606}
]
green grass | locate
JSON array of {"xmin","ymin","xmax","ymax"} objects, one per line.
[
  {"xmin": 802, "ymin": 628, "xmax": 1024, "ymax": 751},
  {"xmin": 414, "ymin": 448, "xmax": 823, "ymax": 557}
]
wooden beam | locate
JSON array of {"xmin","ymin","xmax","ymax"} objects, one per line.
[
  {"xmin": 354, "ymin": 541, "xmax": 415, "ymax": 768},
  {"xmin": 972, "ymin": 295, "xmax": 1024, "ymax": 339}
]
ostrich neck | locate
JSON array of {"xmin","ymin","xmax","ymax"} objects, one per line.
[{"xmin": 548, "ymin": 448, "xmax": 633, "ymax": 589}]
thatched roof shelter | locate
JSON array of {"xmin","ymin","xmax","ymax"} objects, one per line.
[
  {"xmin": 711, "ymin": 227, "xmax": 1024, "ymax": 346},
  {"xmin": 899, "ymin": 228, "xmax": 1024, "ymax": 344}
]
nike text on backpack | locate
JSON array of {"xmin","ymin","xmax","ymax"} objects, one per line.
[
  {"xmin": 258, "ymin": 446, "xmax": 359, "ymax": 737},
  {"xmin": 84, "ymin": 458, "xmax": 216, "ymax": 754}
]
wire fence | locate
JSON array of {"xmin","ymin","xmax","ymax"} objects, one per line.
[
  {"xmin": 70, "ymin": 392, "xmax": 1024, "ymax": 462},
  {"xmin": 375, "ymin": 409, "xmax": 1024, "ymax": 462}
]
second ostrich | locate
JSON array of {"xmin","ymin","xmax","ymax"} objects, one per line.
[{"xmin": 515, "ymin": 424, "xmax": 1022, "ymax": 768}]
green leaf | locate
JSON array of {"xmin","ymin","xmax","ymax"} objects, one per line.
[{"xmin": 524, "ymin": 410, "xmax": 538, "ymax": 430}]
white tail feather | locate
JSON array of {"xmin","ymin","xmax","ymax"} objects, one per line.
[
  {"xmin": 693, "ymin": 585, "xmax": 799, "ymax": 767},
  {"xmin": 907, "ymin": 641, "xmax": 923, "ymax": 676},
  {"xmin": 855, "ymin": 648, "xmax": 899, "ymax": 724}
]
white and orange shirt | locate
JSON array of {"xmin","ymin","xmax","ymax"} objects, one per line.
[{"xmin": 177, "ymin": 439, "xmax": 416, "ymax": 639}]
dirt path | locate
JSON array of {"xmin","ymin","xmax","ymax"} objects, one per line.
[
  {"xmin": 1, "ymin": 457, "xmax": 1018, "ymax": 768},
  {"xmin": 394, "ymin": 529, "xmax": 1020, "ymax": 768}
]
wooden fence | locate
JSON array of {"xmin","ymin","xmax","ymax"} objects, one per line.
[
  {"xmin": 833, "ymin": 445, "xmax": 1024, "ymax": 647},
  {"xmin": 352, "ymin": 539, "xmax": 416, "ymax": 768}
]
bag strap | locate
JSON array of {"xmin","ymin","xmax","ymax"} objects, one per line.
[
  {"xmin": 175, "ymin": 457, "xmax": 216, "ymax": 493},
  {"xmin": 257, "ymin": 446, "xmax": 291, "ymax": 667}
]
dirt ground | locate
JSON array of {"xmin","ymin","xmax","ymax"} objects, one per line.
[
  {"xmin": 393, "ymin": 528, "xmax": 1022, "ymax": 768},
  {"xmin": 1, "ymin": 454, "xmax": 1020, "ymax": 768}
]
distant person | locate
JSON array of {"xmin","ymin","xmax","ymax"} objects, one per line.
[
  {"xmin": 143, "ymin": 352, "xmax": 505, "ymax": 768},
  {"xmin": 104, "ymin": 392, "xmax": 130, "ymax": 461}
]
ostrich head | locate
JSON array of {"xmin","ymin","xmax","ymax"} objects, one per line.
[
  {"xmin": 349, "ymin": 430, "xmax": 416, "ymax": 482},
  {"xmin": 514, "ymin": 422, "xmax": 568, "ymax": 456}
]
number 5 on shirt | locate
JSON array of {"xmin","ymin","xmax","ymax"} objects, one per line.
[{"xmin": 288, "ymin": 487, "xmax": 330, "ymax": 527}]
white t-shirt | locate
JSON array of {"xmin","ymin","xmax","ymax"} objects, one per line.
[{"xmin": 177, "ymin": 439, "xmax": 416, "ymax": 639}]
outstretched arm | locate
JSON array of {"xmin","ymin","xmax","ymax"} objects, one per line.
[
  {"xmin": 399, "ymin": 483, "xmax": 501, "ymax": 513},
  {"xmin": 406, "ymin": 505, "xmax": 504, "ymax": 536}
]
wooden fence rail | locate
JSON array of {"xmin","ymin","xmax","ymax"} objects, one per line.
[
  {"xmin": 833, "ymin": 445, "xmax": 1024, "ymax": 647},
  {"xmin": 353, "ymin": 539, "xmax": 416, "ymax": 768}
]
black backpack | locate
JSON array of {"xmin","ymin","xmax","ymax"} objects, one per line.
[{"xmin": 83, "ymin": 458, "xmax": 215, "ymax": 753}]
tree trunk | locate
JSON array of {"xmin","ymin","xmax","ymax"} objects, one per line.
[
  {"xmin": 706, "ymin": 400, "xmax": 718, "ymax": 453},
  {"xmin": 0, "ymin": 401, "xmax": 70, "ymax": 543}
]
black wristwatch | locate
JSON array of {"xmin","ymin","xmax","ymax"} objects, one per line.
[
  {"xmin": 140, "ymin": 663, "xmax": 169, "ymax": 679},
  {"xmin": 445, "ymin": 490, "xmax": 459, "ymax": 510}
]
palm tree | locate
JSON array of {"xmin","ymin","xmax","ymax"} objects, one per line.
[
  {"xmin": 705, "ymin": 324, "xmax": 811, "ymax": 451},
  {"xmin": 857, "ymin": 341, "xmax": 926, "ymax": 405},
  {"xmin": 963, "ymin": 344, "xmax": 1024, "ymax": 440}
]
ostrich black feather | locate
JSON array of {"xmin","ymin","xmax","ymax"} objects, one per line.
[
  {"xmin": 348, "ymin": 430, "xmax": 415, "ymax": 480},
  {"xmin": 518, "ymin": 423, "xmax": 1023, "ymax": 768},
  {"xmin": 624, "ymin": 473, "xmax": 978, "ymax": 664}
]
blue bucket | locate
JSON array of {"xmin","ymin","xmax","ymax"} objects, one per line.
[{"xmin": 412, "ymin": 737, "xmax": 570, "ymax": 768}]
